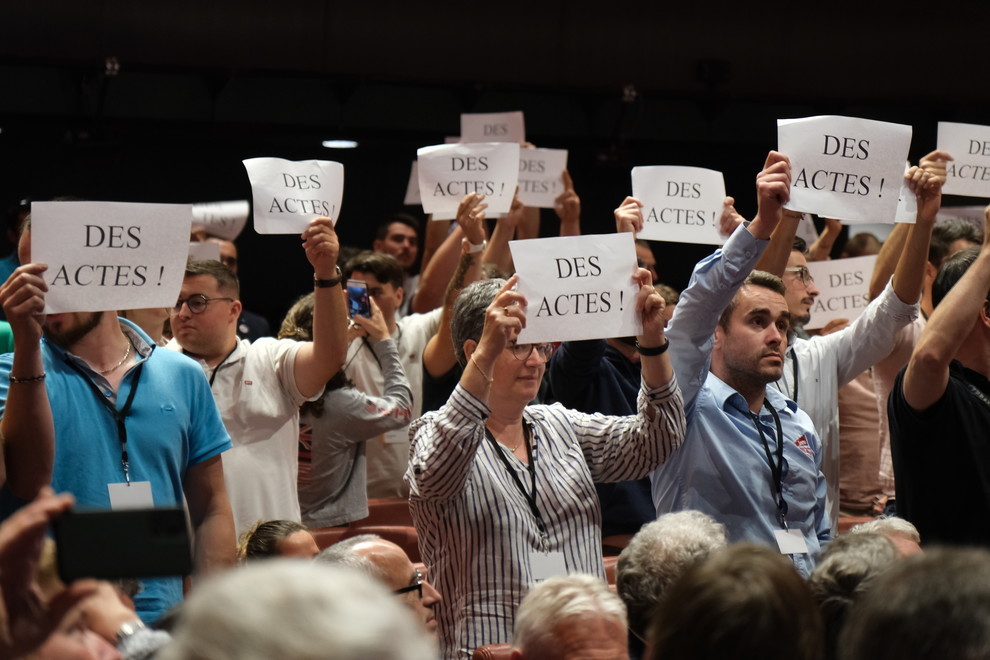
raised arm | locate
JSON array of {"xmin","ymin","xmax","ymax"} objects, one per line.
[
  {"xmin": 483, "ymin": 191, "xmax": 522, "ymax": 276},
  {"xmin": 292, "ymin": 217, "xmax": 348, "ymax": 398},
  {"xmin": 554, "ymin": 170, "xmax": 581, "ymax": 237},
  {"xmin": 890, "ymin": 165, "xmax": 942, "ymax": 305},
  {"xmin": 903, "ymin": 206, "xmax": 990, "ymax": 411},
  {"xmin": 0, "ymin": 263, "xmax": 53, "ymax": 498},
  {"xmin": 754, "ymin": 210, "xmax": 803, "ymax": 276},
  {"xmin": 808, "ymin": 217, "xmax": 842, "ymax": 261}
]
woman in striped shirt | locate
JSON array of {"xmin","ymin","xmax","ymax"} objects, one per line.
[{"xmin": 406, "ymin": 273, "xmax": 685, "ymax": 659}]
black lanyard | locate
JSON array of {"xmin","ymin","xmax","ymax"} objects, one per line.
[
  {"xmin": 776, "ymin": 349, "xmax": 799, "ymax": 404},
  {"xmin": 65, "ymin": 356, "xmax": 146, "ymax": 484},
  {"xmin": 208, "ymin": 346, "xmax": 238, "ymax": 387},
  {"xmin": 752, "ymin": 401, "xmax": 787, "ymax": 528},
  {"xmin": 486, "ymin": 424, "xmax": 549, "ymax": 547}
]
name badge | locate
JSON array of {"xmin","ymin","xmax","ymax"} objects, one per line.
[
  {"xmin": 530, "ymin": 550, "xmax": 567, "ymax": 583},
  {"xmin": 108, "ymin": 481, "xmax": 154, "ymax": 510},
  {"xmin": 773, "ymin": 529, "xmax": 810, "ymax": 555}
]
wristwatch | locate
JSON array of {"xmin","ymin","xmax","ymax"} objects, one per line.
[{"xmin": 314, "ymin": 266, "xmax": 343, "ymax": 288}]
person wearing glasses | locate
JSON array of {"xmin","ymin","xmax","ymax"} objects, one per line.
[
  {"xmin": 167, "ymin": 216, "xmax": 349, "ymax": 538},
  {"xmin": 0, "ymin": 217, "xmax": 235, "ymax": 626},
  {"xmin": 407, "ymin": 271, "xmax": 685, "ymax": 659}
]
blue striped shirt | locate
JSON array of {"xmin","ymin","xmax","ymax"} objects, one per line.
[{"xmin": 406, "ymin": 377, "xmax": 684, "ymax": 659}]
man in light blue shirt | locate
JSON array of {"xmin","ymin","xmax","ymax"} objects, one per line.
[{"xmin": 648, "ymin": 151, "xmax": 830, "ymax": 577}]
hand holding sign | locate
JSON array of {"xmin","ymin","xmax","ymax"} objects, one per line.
[
  {"xmin": 752, "ymin": 151, "xmax": 792, "ymax": 239},
  {"xmin": 719, "ymin": 196, "xmax": 744, "ymax": 237},
  {"xmin": 614, "ymin": 196, "xmax": 644, "ymax": 234},
  {"xmin": 456, "ymin": 192, "xmax": 488, "ymax": 245},
  {"xmin": 469, "ymin": 275, "xmax": 527, "ymax": 380},
  {"xmin": 554, "ymin": 170, "xmax": 581, "ymax": 228},
  {"xmin": 634, "ymin": 268, "xmax": 667, "ymax": 348},
  {"xmin": 0, "ymin": 262, "xmax": 48, "ymax": 345},
  {"xmin": 301, "ymin": 217, "xmax": 340, "ymax": 279},
  {"xmin": 904, "ymin": 160, "xmax": 944, "ymax": 224}
]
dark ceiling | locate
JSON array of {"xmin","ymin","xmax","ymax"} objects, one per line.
[{"xmin": 2, "ymin": 1, "xmax": 989, "ymax": 323}]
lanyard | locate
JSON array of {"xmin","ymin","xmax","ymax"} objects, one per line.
[
  {"xmin": 65, "ymin": 356, "xmax": 146, "ymax": 484},
  {"xmin": 208, "ymin": 345, "xmax": 238, "ymax": 387},
  {"xmin": 485, "ymin": 424, "xmax": 550, "ymax": 550},
  {"xmin": 752, "ymin": 401, "xmax": 787, "ymax": 528},
  {"xmin": 776, "ymin": 349, "xmax": 799, "ymax": 404}
]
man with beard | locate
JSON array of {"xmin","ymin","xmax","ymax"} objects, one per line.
[{"xmin": 0, "ymin": 220, "xmax": 235, "ymax": 625}]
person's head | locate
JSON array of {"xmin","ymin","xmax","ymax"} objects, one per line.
[
  {"xmin": 158, "ymin": 560, "xmax": 435, "ymax": 660},
  {"xmin": 842, "ymin": 232, "xmax": 882, "ymax": 258},
  {"xmin": 205, "ymin": 236, "xmax": 239, "ymax": 274},
  {"xmin": 930, "ymin": 219, "xmax": 983, "ymax": 269},
  {"xmin": 170, "ymin": 260, "xmax": 242, "ymax": 357},
  {"xmin": 808, "ymin": 532, "xmax": 900, "ymax": 660},
  {"xmin": 342, "ymin": 251, "xmax": 405, "ymax": 323},
  {"xmin": 932, "ymin": 245, "xmax": 984, "ymax": 311},
  {"xmin": 317, "ymin": 535, "xmax": 441, "ymax": 637},
  {"xmin": 781, "ymin": 238, "xmax": 821, "ymax": 326},
  {"xmin": 512, "ymin": 573, "xmax": 628, "ymax": 660},
  {"xmin": 373, "ymin": 214, "xmax": 420, "ymax": 271},
  {"xmin": 25, "ymin": 604, "xmax": 121, "ymax": 660},
  {"xmin": 452, "ymin": 279, "xmax": 550, "ymax": 405},
  {"xmin": 236, "ymin": 520, "xmax": 319, "ymax": 561},
  {"xmin": 635, "ymin": 240, "xmax": 658, "ymax": 283},
  {"xmin": 712, "ymin": 271, "xmax": 790, "ymax": 405},
  {"xmin": 840, "ymin": 547, "xmax": 990, "ymax": 660},
  {"xmin": 649, "ymin": 544, "xmax": 823, "ymax": 660},
  {"xmin": 616, "ymin": 511, "xmax": 727, "ymax": 642},
  {"xmin": 849, "ymin": 517, "xmax": 922, "ymax": 557}
]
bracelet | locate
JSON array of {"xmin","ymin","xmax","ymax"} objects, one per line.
[
  {"xmin": 465, "ymin": 239, "xmax": 487, "ymax": 254},
  {"xmin": 468, "ymin": 357, "xmax": 493, "ymax": 383},
  {"xmin": 9, "ymin": 372, "xmax": 46, "ymax": 383},
  {"xmin": 635, "ymin": 338, "xmax": 669, "ymax": 356},
  {"xmin": 314, "ymin": 266, "xmax": 343, "ymax": 289}
]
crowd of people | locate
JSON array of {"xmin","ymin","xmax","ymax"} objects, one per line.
[{"xmin": 2, "ymin": 142, "xmax": 990, "ymax": 660}]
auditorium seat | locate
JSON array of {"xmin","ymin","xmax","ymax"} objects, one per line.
[
  {"xmin": 309, "ymin": 526, "xmax": 348, "ymax": 550},
  {"xmin": 351, "ymin": 496, "xmax": 414, "ymax": 527}
]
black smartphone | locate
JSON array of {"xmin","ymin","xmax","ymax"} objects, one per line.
[
  {"xmin": 347, "ymin": 279, "xmax": 371, "ymax": 318},
  {"xmin": 53, "ymin": 507, "xmax": 193, "ymax": 581}
]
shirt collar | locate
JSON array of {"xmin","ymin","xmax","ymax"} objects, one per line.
[{"xmin": 707, "ymin": 371, "xmax": 797, "ymax": 416}]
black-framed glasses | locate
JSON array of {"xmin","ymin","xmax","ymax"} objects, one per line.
[
  {"xmin": 784, "ymin": 265, "xmax": 815, "ymax": 285},
  {"xmin": 508, "ymin": 342, "xmax": 555, "ymax": 362},
  {"xmin": 172, "ymin": 294, "xmax": 234, "ymax": 315},
  {"xmin": 393, "ymin": 568, "xmax": 423, "ymax": 599}
]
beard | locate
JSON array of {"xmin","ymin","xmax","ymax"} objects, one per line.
[{"xmin": 45, "ymin": 311, "xmax": 104, "ymax": 349}]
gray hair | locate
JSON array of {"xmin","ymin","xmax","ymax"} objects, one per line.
[
  {"xmin": 849, "ymin": 517, "xmax": 921, "ymax": 544},
  {"xmin": 315, "ymin": 534, "xmax": 388, "ymax": 583},
  {"xmin": 513, "ymin": 574, "xmax": 626, "ymax": 657},
  {"xmin": 809, "ymin": 532, "xmax": 899, "ymax": 660},
  {"xmin": 158, "ymin": 560, "xmax": 434, "ymax": 660},
  {"xmin": 616, "ymin": 510, "xmax": 727, "ymax": 638},
  {"xmin": 451, "ymin": 278, "xmax": 506, "ymax": 367}
]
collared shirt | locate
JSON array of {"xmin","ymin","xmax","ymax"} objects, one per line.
[
  {"xmin": 654, "ymin": 224, "xmax": 830, "ymax": 577},
  {"xmin": 775, "ymin": 279, "xmax": 919, "ymax": 528},
  {"xmin": 407, "ymin": 377, "xmax": 684, "ymax": 659}
]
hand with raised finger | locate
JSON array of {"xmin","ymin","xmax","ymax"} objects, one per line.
[
  {"xmin": 301, "ymin": 217, "xmax": 340, "ymax": 278},
  {"xmin": 554, "ymin": 170, "xmax": 581, "ymax": 226},
  {"xmin": 614, "ymin": 196, "xmax": 644, "ymax": 234},
  {"xmin": 918, "ymin": 149, "xmax": 953, "ymax": 184}
]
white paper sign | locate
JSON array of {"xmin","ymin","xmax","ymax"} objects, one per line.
[
  {"xmin": 777, "ymin": 115, "xmax": 912, "ymax": 224},
  {"xmin": 190, "ymin": 200, "xmax": 249, "ymax": 240},
  {"xmin": 32, "ymin": 201, "xmax": 193, "ymax": 314},
  {"xmin": 509, "ymin": 233, "xmax": 640, "ymax": 343},
  {"xmin": 242, "ymin": 157, "xmax": 344, "ymax": 234},
  {"xmin": 805, "ymin": 255, "xmax": 877, "ymax": 330},
  {"xmin": 460, "ymin": 111, "xmax": 525, "ymax": 143},
  {"xmin": 894, "ymin": 161, "xmax": 917, "ymax": 223},
  {"xmin": 938, "ymin": 121, "xmax": 990, "ymax": 197},
  {"xmin": 404, "ymin": 161, "xmax": 421, "ymax": 206},
  {"xmin": 795, "ymin": 213, "xmax": 819, "ymax": 247},
  {"xmin": 517, "ymin": 148, "xmax": 568, "ymax": 208},
  {"xmin": 417, "ymin": 142, "xmax": 520, "ymax": 215},
  {"xmin": 188, "ymin": 241, "xmax": 221, "ymax": 262},
  {"xmin": 631, "ymin": 166, "xmax": 725, "ymax": 245}
]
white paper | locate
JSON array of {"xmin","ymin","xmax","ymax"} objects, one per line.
[
  {"xmin": 631, "ymin": 166, "xmax": 725, "ymax": 245},
  {"xmin": 417, "ymin": 142, "xmax": 520, "ymax": 215},
  {"xmin": 530, "ymin": 550, "xmax": 567, "ymax": 583},
  {"xmin": 403, "ymin": 160, "xmax": 421, "ymax": 206},
  {"xmin": 243, "ymin": 157, "xmax": 344, "ymax": 234},
  {"xmin": 804, "ymin": 255, "xmax": 877, "ymax": 330},
  {"xmin": 777, "ymin": 115, "xmax": 912, "ymax": 224},
  {"xmin": 188, "ymin": 241, "xmax": 221, "ymax": 262},
  {"xmin": 794, "ymin": 213, "xmax": 819, "ymax": 247},
  {"xmin": 32, "ymin": 201, "xmax": 193, "ymax": 314},
  {"xmin": 190, "ymin": 200, "xmax": 249, "ymax": 240},
  {"xmin": 460, "ymin": 111, "xmax": 525, "ymax": 143},
  {"xmin": 108, "ymin": 481, "xmax": 154, "ymax": 510},
  {"xmin": 509, "ymin": 233, "xmax": 640, "ymax": 343},
  {"xmin": 894, "ymin": 161, "xmax": 917, "ymax": 223},
  {"xmin": 517, "ymin": 148, "xmax": 569, "ymax": 208},
  {"xmin": 773, "ymin": 529, "xmax": 809, "ymax": 555},
  {"xmin": 938, "ymin": 121, "xmax": 990, "ymax": 197}
]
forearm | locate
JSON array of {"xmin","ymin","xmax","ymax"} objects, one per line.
[
  {"xmin": 413, "ymin": 224, "xmax": 464, "ymax": 314},
  {"xmin": 192, "ymin": 505, "xmax": 236, "ymax": 574},
  {"xmin": 484, "ymin": 219, "xmax": 516, "ymax": 275},
  {"xmin": 890, "ymin": 216, "xmax": 935, "ymax": 305},
  {"xmin": 419, "ymin": 217, "xmax": 451, "ymax": 275},
  {"xmin": 1, "ymin": 345, "xmax": 54, "ymax": 499},
  {"xmin": 424, "ymin": 251, "xmax": 481, "ymax": 377},
  {"xmin": 753, "ymin": 212, "xmax": 800, "ymax": 275},
  {"xmin": 869, "ymin": 223, "xmax": 910, "ymax": 300},
  {"xmin": 295, "ymin": 282, "xmax": 349, "ymax": 397},
  {"xmin": 808, "ymin": 220, "xmax": 840, "ymax": 261}
]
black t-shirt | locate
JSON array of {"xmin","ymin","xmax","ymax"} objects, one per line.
[{"xmin": 889, "ymin": 360, "xmax": 990, "ymax": 546}]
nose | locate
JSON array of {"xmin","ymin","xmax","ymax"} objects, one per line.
[
  {"xmin": 805, "ymin": 277, "xmax": 820, "ymax": 297},
  {"xmin": 523, "ymin": 345, "xmax": 544, "ymax": 365},
  {"xmin": 422, "ymin": 580, "xmax": 441, "ymax": 606}
]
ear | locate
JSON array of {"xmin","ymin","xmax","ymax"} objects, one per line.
[
  {"xmin": 394, "ymin": 285, "xmax": 404, "ymax": 307},
  {"xmin": 981, "ymin": 300, "xmax": 990, "ymax": 330},
  {"xmin": 923, "ymin": 261, "xmax": 938, "ymax": 286},
  {"xmin": 713, "ymin": 323, "xmax": 725, "ymax": 349},
  {"xmin": 462, "ymin": 338, "xmax": 478, "ymax": 364},
  {"xmin": 229, "ymin": 299, "xmax": 243, "ymax": 322},
  {"xmin": 372, "ymin": 239, "xmax": 384, "ymax": 253}
]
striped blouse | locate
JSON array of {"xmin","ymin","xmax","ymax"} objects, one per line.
[{"xmin": 406, "ymin": 376, "xmax": 685, "ymax": 659}]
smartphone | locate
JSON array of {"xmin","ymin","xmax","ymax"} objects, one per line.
[
  {"xmin": 53, "ymin": 507, "xmax": 193, "ymax": 581},
  {"xmin": 347, "ymin": 279, "xmax": 371, "ymax": 318}
]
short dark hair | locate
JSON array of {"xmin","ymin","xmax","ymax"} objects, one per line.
[
  {"xmin": 793, "ymin": 236, "xmax": 809, "ymax": 255},
  {"xmin": 929, "ymin": 219, "xmax": 983, "ymax": 268},
  {"xmin": 451, "ymin": 279, "xmax": 505, "ymax": 367},
  {"xmin": 718, "ymin": 270, "xmax": 787, "ymax": 330},
  {"xmin": 932, "ymin": 245, "xmax": 981, "ymax": 309},
  {"xmin": 185, "ymin": 259, "xmax": 240, "ymax": 297},
  {"xmin": 341, "ymin": 251, "xmax": 404, "ymax": 290},
  {"xmin": 236, "ymin": 519, "xmax": 308, "ymax": 562},
  {"xmin": 375, "ymin": 213, "xmax": 421, "ymax": 241}
]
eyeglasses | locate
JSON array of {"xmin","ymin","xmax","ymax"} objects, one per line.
[
  {"xmin": 393, "ymin": 569, "xmax": 423, "ymax": 599},
  {"xmin": 508, "ymin": 342, "xmax": 555, "ymax": 362},
  {"xmin": 784, "ymin": 265, "xmax": 815, "ymax": 285},
  {"xmin": 172, "ymin": 294, "xmax": 234, "ymax": 315}
]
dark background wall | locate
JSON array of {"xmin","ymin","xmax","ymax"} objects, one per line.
[{"xmin": 3, "ymin": 1, "xmax": 989, "ymax": 326}]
